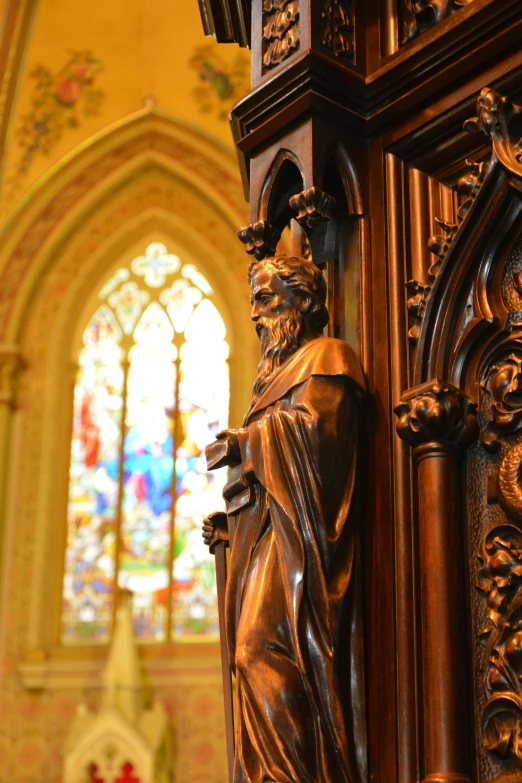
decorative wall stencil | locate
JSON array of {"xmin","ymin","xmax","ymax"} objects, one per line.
[
  {"xmin": 477, "ymin": 525, "xmax": 522, "ymax": 765},
  {"xmin": 262, "ymin": 0, "xmax": 300, "ymax": 73},
  {"xmin": 189, "ymin": 42, "xmax": 250, "ymax": 121},
  {"xmin": 321, "ymin": 0, "xmax": 355, "ymax": 60},
  {"xmin": 402, "ymin": 0, "xmax": 478, "ymax": 43},
  {"xmin": 8, "ymin": 51, "xmax": 104, "ymax": 191}
]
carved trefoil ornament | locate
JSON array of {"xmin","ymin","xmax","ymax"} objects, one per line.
[
  {"xmin": 477, "ymin": 525, "xmax": 522, "ymax": 765},
  {"xmin": 237, "ymin": 220, "xmax": 282, "ymax": 260},
  {"xmin": 321, "ymin": 0, "xmax": 355, "ymax": 60},
  {"xmin": 402, "ymin": 0, "xmax": 478, "ymax": 43},
  {"xmin": 262, "ymin": 0, "xmax": 300, "ymax": 73},
  {"xmin": 289, "ymin": 187, "xmax": 336, "ymax": 229}
]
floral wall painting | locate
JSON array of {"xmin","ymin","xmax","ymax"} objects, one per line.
[
  {"xmin": 6, "ymin": 50, "xmax": 104, "ymax": 202},
  {"xmin": 189, "ymin": 42, "xmax": 250, "ymax": 121}
]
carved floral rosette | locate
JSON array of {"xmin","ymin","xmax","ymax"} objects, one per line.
[{"xmin": 262, "ymin": 0, "xmax": 300, "ymax": 72}]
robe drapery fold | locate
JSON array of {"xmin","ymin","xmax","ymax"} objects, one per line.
[{"xmin": 223, "ymin": 337, "xmax": 367, "ymax": 783}]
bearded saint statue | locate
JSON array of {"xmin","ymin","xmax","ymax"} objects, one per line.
[{"xmin": 203, "ymin": 254, "xmax": 367, "ymax": 783}]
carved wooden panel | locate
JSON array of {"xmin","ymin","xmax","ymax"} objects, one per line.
[
  {"xmin": 320, "ymin": 0, "xmax": 355, "ymax": 60},
  {"xmin": 262, "ymin": 0, "xmax": 300, "ymax": 72},
  {"xmin": 402, "ymin": 0, "xmax": 478, "ymax": 43}
]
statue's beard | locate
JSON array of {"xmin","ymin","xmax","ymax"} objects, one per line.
[{"xmin": 252, "ymin": 310, "xmax": 303, "ymax": 400}]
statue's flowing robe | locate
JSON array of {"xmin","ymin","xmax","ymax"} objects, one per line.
[{"xmin": 224, "ymin": 337, "xmax": 367, "ymax": 783}]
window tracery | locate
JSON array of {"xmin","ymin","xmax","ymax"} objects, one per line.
[{"xmin": 61, "ymin": 242, "xmax": 229, "ymax": 645}]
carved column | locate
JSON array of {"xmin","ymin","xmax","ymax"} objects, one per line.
[{"xmin": 395, "ymin": 381, "xmax": 478, "ymax": 783}]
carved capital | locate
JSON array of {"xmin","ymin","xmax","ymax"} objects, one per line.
[
  {"xmin": 0, "ymin": 346, "xmax": 25, "ymax": 409},
  {"xmin": 395, "ymin": 380, "xmax": 478, "ymax": 451},
  {"xmin": 237, "ymin": 221, "xmax": 281, "ymax": 260},
  {"xmin": 289, "ymin": 187, "xmax": 336, "ymax": 229},
  {"xmin": 320, "ymin": 0, "xmax": 355, "ymax": 60}
]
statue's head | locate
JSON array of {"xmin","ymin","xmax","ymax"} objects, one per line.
[{"xmin": 248, "ymin": 255, "xmax": 329, "ymax": 396}]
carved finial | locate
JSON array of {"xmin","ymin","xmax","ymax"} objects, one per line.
[
  {"xmin": 237, "ymin": 221, "xmax": 281, "ymax": 260},
  {"xmin": 464, "ymin": 87, "xmax": 522, "ymax": 177},
  {"xmin": 395, "ymin": 381, "xmax": 478, "ymax": 451},
  {"xmin": 289, "ymin": 187, "xmax": 336, "ymax": 229}
]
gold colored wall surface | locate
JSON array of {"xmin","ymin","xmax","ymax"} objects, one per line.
[{"xmin": 0, "ymin": 3, "xmax": 254, "ymax": 782}]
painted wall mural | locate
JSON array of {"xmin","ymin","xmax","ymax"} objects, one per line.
[
  {"xmin": 5, "ymin": 50, "xmax": 104, "ymax": 202},
  {"xmin": 189, "ymin": 42, "xmax": 250, "ymax": 121}
]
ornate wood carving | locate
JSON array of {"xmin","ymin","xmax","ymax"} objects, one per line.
[
  {"xmin": 237, "ymin": 220, "xmax": 282, "ymax": 260},
  {"xmin": 402, "ymin": 0, "xmax": 478, "ymax": 43},
  {"xmin": 477, "ymin": 525, "xmax": 522, "ymax": 765},
  {"xmin": 262, "ymin": 0, "xmax": 300, "ymax": 73},
  {"xmin": 395, "ymin": 381, "xmax": 478, "ymax": 451},
  {"xmin": 481, "ymin": 354, "xmax": 522, "ymax": 523},
  {"xmin": 464, "ymin": 89, "xmax": 522, "ymax": 183},
  {"xmin": 406, "ymin": 280, "xmax": 431, "ymax": 345},
  {"xmin": 321, "ymin": 0, "xmax": 355, "ymax": 60},
  {"xmin": 205, "ymin": 255, "xmax": 367, "ymax": 783},
  {"xmin": 404, "ymin": 160, "xmax": 486, "ymax": 348},
  {"xmin": 289, "ymin": 186, "xmax": 336, "ymax": 228},
  {"xmin": 396, "ymin": 381, "xmax": 477, "ymax": 783}
]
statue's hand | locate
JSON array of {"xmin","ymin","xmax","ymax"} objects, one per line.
[
  {"xmin": 202, "ymin": 511, "xmax": 229, "ymax": 553},
  {"xmin": 205, "ymin": 429, "xmax": 241, "ymax": 470}
]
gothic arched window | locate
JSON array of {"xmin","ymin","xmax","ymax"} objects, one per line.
[{"xmin": 61, "ymin": 242, "xmax": 229, "ymax": 645}]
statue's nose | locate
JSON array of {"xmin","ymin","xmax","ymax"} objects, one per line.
[{"xmin": 251, "ymin": 303, "xmax": 261, "ymax": 321}]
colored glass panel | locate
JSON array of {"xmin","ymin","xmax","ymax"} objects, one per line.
[
  {"xmin": 62, "ymin": 248, "xmax": 230, "ymax": 646},
  {"xmin": 117, "ymin": 304, "xmax": 176, "ymax": 641},
  {"xmin": 131, "ymin": 242, "xmax": 180, "ymax": 288},
  {"xmin": 62, "ymin": 308, "xmax": 124, "ymax": 644},
  {"xmin": 172, "ymin": 300, "xmax": 229, "ymax": 640}
]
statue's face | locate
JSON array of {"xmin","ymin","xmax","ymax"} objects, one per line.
[{"xmin": 250, "ymin": 266, "xmax": 301, "ymax": 337}]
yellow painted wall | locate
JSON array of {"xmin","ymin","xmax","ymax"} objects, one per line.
[
  {"xmin": 0, "ymin": 0, "xmax": 250, "ymax": 217},
  {"xmin": 0, "ymin": 3, "xmax": 254, "ymax": 782}
]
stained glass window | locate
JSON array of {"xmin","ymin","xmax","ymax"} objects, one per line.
[{"xmin": 61, "ymin": 242, "xmax": 229, "ymax": 644}]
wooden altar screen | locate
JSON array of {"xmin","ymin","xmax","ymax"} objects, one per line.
[{"xmin": 195, "ymin": 2, "xmax": 522, "ymax": 783}]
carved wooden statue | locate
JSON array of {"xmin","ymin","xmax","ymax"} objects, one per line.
[{"xmin": 204, "ymin": 254, "xmax": 366, "ymax": 783}]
